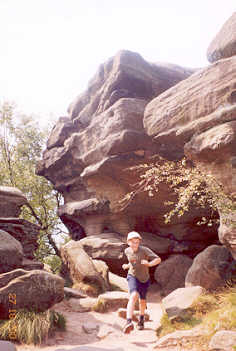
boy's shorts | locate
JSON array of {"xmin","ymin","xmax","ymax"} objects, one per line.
[{"xmin": 127, "ymin": 274, "xmax": 150, "ymax": 299}]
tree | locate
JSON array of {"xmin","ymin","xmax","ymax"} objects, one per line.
[
  {"xmin": 0, "ymin": 101, "xmax": 69, "ymax": 265},
  {"xmin": 118, "ymin": 156, "xmax": 236, "ymax": 226}
]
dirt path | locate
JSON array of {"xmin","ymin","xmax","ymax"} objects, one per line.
[{"xmin": 16, "ymin": 288, "xmax": 164, "ymax": 351}]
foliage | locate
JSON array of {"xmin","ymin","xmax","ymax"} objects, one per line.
[
  {"xmin": 118, "ymin": 156, "xmax": 236, "ymax": 224},
  {"xmin": 0, "ymin": 101, "xmax": 69, "ymax": 265},
  {"xmin": 0, "ymin": 309, "xmax": 66, "ymax": 345}
]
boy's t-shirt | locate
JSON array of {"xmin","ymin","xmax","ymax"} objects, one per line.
[{"xmin": 124, "ymin": 245, "xmax": 159, "ymax": 283}]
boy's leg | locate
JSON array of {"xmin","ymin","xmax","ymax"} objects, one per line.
[
  {"xmin": 139, "ymin": 298, "xmax": 146, "ymax": 315},
  {"xmin": 137, "ymin": 298, "xmax": 146, "ymax": 330},
  {"xmin": 123, "ymin": 291, "xmax": 138, "ymax": 334},
  {"xmin": 127, "ymin": 291, "xmax": 139, "ymax": 319}
]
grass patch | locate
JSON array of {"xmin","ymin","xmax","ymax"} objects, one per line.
[
  {"xmin": 0, "ymin": 309, "xmax": 66, "ymax": 345},
  {"xmin": 157, "ymin": 285, "xmax": 236, "ymax": 350}
]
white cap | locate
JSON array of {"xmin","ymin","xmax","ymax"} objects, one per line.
[{"xmin": 127, "ymin": 231, "xmax": 142, "ymax": 241}]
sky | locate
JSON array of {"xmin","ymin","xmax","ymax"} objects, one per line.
[{"xmin": 0, "ymin": 0, "xmax": 235, "ymax": 126}]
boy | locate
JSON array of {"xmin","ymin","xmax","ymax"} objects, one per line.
[{"xmin": 122, "ymin": 231, "xmax": 161, "ymax": 333}]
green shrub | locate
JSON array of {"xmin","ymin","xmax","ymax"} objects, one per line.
[{"xmin": 0, "ymin": 309, "xmax": 66, "ymax": 345}]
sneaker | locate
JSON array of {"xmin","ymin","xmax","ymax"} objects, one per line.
[
  {"xmin": 137, "ymin": 319, "xmax": 144, "ymax": 330},
  {"xmin": 123, "ymin": 321, "xmax": 134, "ymax": 334}
]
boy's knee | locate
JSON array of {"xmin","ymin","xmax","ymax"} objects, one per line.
[{"xmin": 130, "ymin": 291, "xmax": 139, "ymax": 300}]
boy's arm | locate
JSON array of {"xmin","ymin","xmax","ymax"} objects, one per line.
[
  {"xmin": 148, "ymin": 256, "xmax": 161, "ymax": 267},
  {"xmin": 122, "ymin": 262, "xmax": 130, "ymax": 270},
  {"xmin": 141, "ymin": 257, "xmax": 161, "ymax": 267}
]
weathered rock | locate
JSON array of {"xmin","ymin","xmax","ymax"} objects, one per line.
[
  {"xmin": 60, "ymin": 240, "xmax": 108, "ymax": 295},
  {"xmin": 93, "ymin": 259, "xmax": 110, "ymax": 289},
  {"xmin": 161, "ymin": 286, "xmax": 204, "ymax": 319},
  {"xmin": 0, "ymin": 230, "xmax": 24, "ymax": 273},
  {"xmin": 207, "ymin": 12, "xmax": 236, "ymax": 63},
  {"xmin": 0, "ymin": 186, "xmax": 27, "ymax": 217},
  {"xmin": 144, "ymin": 54, "xmax": 236, "ymax": 255},
  {"xmin": 67, "ymin": 50, "xmax": 195, "ymax": 125},
  {"xmin": 185, "ymin": 245, "xmax": 234, "ymax": 290},
  {"xmin": 0, "ymin": 218, "xmax": 40, "ymax": 259},
  {"xmin": 209, "ymin": 330, "xmax": 236, "ymax": 351},
  {"xmin": 154, "ymin": 327, "xmax": 206, "ymax": 349},
  {"xmin": 82, "ymin": 322, "xmax": 99, "ymax": 334},
  {"xmin": 37, "ymin": 50, "xmax": 201, "ymax": 248},
  {"xmin": 218, "ymin": 210, "xmax": 236, "ymax": 260},
  {"xmin": 144, "ymin": 56, "xmax": 236, "ymax": 164},
  {"xmin": 154, "ymin": 255, "xmax": 193, "ymax": 296},
  {"xmin": 67, "ymin": 297, "xmax": 97, "ymax": 312},
  {"xmin": 0, "ymin": 268, "xmax": 28, "ymax": 288},
  {"xmin": 97, "ymin": 291, "xmax": 129, "ymax": 311},
  {"xmin": 21, "ymin": 258, "xmax": 44, "ymax": 270},
  {"xmin": 80, "ymin": 233, "xmax": 126, "ymax": 275},
  {"xmin": 108, "ymin": 272, "xmax": 128, "ymax": 292},
  {"xmin": 64, "ymin": 287, "xmax": 87, "ymax": 299},
  {"xmin": 0, "ymin": 270, "xmax": 64, "ymax": 319},
  {"xmin": 97, "ymin": 325, "xmax": 114, "ymax": 339}
]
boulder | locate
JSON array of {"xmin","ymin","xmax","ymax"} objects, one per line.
[
  {"xmin": 108, "ymin": 272, "xmax": 128, "ymax": 292},
  {"xmin": 21, "ymin": 258, "xmax": 44, "ymax": 270},
  {"xmin": 67, "ymin": 297, "xmax": 97, "ymax": 312},
  {"xmin": 154, "ymin": 327, "xmax": 206, "ymax": 349},
  {"xmin": 0, "ymin": 186, "xmax": 27, "ymax": 217},
  {"xmin": 92, "ymin": 259, "xmax": 110, "ymax": 289},
  {"xmin": 0, "ymin": 270, "xmax": 64, "ymax": 319},
  {"xmin": 0, "ymin": 217, "xmax": 40, "ymax": 259},
  {"xmin": 161, "ymin": 286, "xmax": 204, "ymax": 319},
  {"xmin": 0, "ymin": 269, "xmax": 28, "ymax": 288},
  {"xmin": 64, "ymin": 287, "xmax": 87, "ymax": 299},
  {"xmin": 154, "ymin": 254, "xmax": 193, "ymax": 296},
  {"xmin": 209, "ymin": 330, "xmax": 236, "ymax": 351},
  {"xmin": 0, "ymin": 230, "xmax": 24, "ymax": 273},
  {"xmin": 207, "ymin": 12, "xmax": 236, "ymax": 63},
  {"xmin": 80, "ymin": 233, "xmax": 126, "ymax": 275},
  {"xmin": 185, "ymin": 245, "xmax": 235, "ymax": 290},
  {"xmin": 60, "ymin": 240, "xmax": 108, "ymax": 295},
  {"xmin": 96, "ymin": 291, "xmax": 129, "ymax": 311}
]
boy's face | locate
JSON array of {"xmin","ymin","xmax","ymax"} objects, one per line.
[{"xmin": 127, "ymin": 238, "xmax": 141, "ymax": 251}]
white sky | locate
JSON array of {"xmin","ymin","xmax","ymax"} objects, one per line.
[{"xmin": 0, "ymin": 0, "xmax": 235, "ymax": 125}]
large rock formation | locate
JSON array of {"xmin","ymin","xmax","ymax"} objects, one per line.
[
  {"xmin": 143, "ymin": 14, "xmax": 236, "ymax": 258},
  {"xmin": 207, "ymin": 12, "xmax": 236, "ymax": 63},
  {"xmin": 38, "ymin": 14, "xmax": 236, "ymax": 296},
  {"xmin": 37, "ymin": 50, "xmax": 219, "ymax": 258}
]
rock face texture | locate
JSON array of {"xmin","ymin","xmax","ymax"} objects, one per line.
[
  {"xmin": 0, "ymin": 230, "xmax": 24, "ymax": 273},
  {"xmin": 0, "ymin": 186, "xmax": 62, "ymax": 318},
  {"xmin": 0, "ymin": 269, "xmax": 64, "ymax": 319},
  {"xmin": 37, "ymin": 50, "xmax": 219, "ymax": 256},
  {"xmin": 207, "ymin": 12, "xmax": 236, "ymax": 63},
  {"xmin": 143, "ymin": 14, "xmax": 236, "ymax": 258},
  {"xmin": 154, "ymin": 254, "xmax": 193, "ymax": 296},
  {"xmin": 38, "ymin": 14, "xmax": 236, "ymax": 296},
  {"xmin": 185, "ymin": 245, "xmax": 234, "ymax": 290},
  {"xmin": 0, "ymin": 186, "xmax": 27, "ymax": 217}
]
